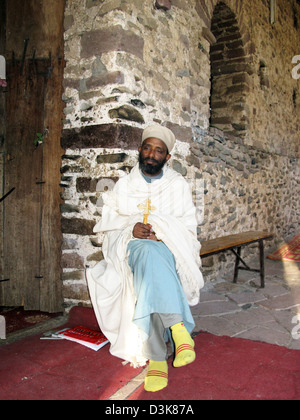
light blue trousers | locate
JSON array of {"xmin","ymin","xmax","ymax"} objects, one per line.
[{"xmin": 127, "ymin": 239, "xmax": 195, "ymax": 361}]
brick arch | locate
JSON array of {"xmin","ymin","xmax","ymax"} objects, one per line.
[
  {"xmin": 196, "ymin": 0, "xmax": 252, "ymax": 54},
  {"xmin": 210, "ymin": 0, "xmax": 253, "ymax": 57},
  {"xmin": 209, "ymin": 1, "xmax": 252, "ymax": 137},
  {"xmin": 195, "ymin": 0, "xmax": 253, "ymax": 138}
]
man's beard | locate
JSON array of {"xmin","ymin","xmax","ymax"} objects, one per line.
[{"xmin": 138, "ymin": 153, "xmax": 167, "ymax": 176}]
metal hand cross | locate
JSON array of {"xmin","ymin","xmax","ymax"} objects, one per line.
[{"xmin": 138, "ymin": 198, "xmax": 156, "ymax": 225}]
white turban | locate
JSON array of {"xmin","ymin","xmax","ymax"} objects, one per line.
[{"xmin": 142, "ymin": 125, "xmax": 176, "ymax": 153}]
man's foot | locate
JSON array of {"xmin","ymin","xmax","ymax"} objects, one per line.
[
  {"xmin": 171, "ymin": 322, "xmax": 196, "ymax": 368},
  {"xmin": 144, "ymin": 360, "xmax": 168, "ymax": 392}
]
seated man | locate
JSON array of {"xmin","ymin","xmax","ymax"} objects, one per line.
[{"xmin": 87, "ymin": 125, "xmax": 203, "ymax": 392}]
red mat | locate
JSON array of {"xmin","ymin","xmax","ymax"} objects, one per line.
[
  {"xmin": 267, "ymin": 234, "xmax": 300, "ymax": 262},
  {"xmin": 1, "ymin": 307, "xmax": 299, "ymax": 400},
  {"xmin": 129, "ymin": 333, "xmax": 300, "ymax": 401},
  {"xmin": 0, "ymin": 307, "xmax": 143, "ymax": 400}
]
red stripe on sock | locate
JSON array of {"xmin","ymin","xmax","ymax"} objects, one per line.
[
  {"xmin": 175, "ymin": 344, "xmax": 195, "ymax": 356},
  {"xmin": 147, "ymin": 370, "xmax": 168, "ymax": 379},
  {"xmin": 147, "ymin": 370, "xmax": 168, "ymax": 376},
  {"xmin": 176, "ymin": 344, "xmax": 194, "ymax": 351}
]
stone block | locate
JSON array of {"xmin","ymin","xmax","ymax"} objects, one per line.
[
  {"xmin": 62, "ymin": 252, "xmax": 85, "ymax": 269},
  {"xmin": 199, "ymin": 291, "xmax": 228, "ymax": 302},
  {"xmin": 87, "ymin": 250, "xmax": 104, "ymax": 262},
  {"xmin": 172, "ymin": 159, "xmax": 187, "ymax": 176},
  {"xmin": 61, "ymin": 217, "xmax": 95, "ymax": 236},
  {"xmin": 62, "ymin": 283, "xmax": 90, "ymax": 301},
  {"xmin": 94, "ymin": 0, "xmax": 122, "ymax": 15},
  {"xmin": 223, "ymin": 306, "xmax": 275, "ymax": 328},
  {"xmin": 81, "ymin": 26, "xmax": 144, "ymax": 61},
  {"xmin": 60, "ymin": 204, "xmax": 80, "ymax": 213},
  {"xmin": 232, "ymin": 73, "xmax": 250, "ymax": 85},
  {"xmin": 195, "ymin": 0, "xmax": 210, "ymax": 28},
  {"xmin": 85, "ymin": 71, "xmax": 124, "ymax": 90},
  {"xmin": 62, "ymin": 237, "xmax": 78, "ymax": 250},
  {"xmin": 171, "ymin": 0, "xmax": 186, "ymax": 10},
  {"xmin": 211, "ymin": 116, "xmax": 231, "ymax": 125},
  {"xmin": 76, "ymin": 177, "xmax": 117, "ymax": 194},
  {"xmin": 165, "ymin": 122, "xmax": 193, "ymax": 143},
  {"xmin": 259, "ymin": 293, "xmax": 300, "ymax": 311},
  {"xmin": 63, "ymin": 78, "xmax": 80, "ymax": 90},
  {"xmin": 76, "ymin": 177, "xmax": 94, "ymax": 193},
  {"xmin": 96, "ymin": 153, "xmax": 127, "ymax": 164},
  {"xmin": 109, "ymin": 105, "xmax": 145, "ymax": 124},
  {"xmin": 86, "ymin": 0, "xmax": 105, "ymax": 8},
  {"xmin": 194, "ymin": 315, "xmax": 243, "ymax": 338},
  {"xmin": 62, "ymin": 270, "xmax": 86, "ymax": 281},
  {"xmin": 61, "ymin": 124, "xmax": 143, "ymax": 150},
  {"xmin": 155, "ymin": 0, "xmax": 172, "ymax": 10},
  {"xmin": 226, "ymin": 83, "xmax": 250, "ymax": 94},
  {"xmin": 64, "ymin": 15, "xmax": 74, "ymax": 31},
  {"xmin": 234, "ymin": 325, "xmax": 291, "ymax": 347},
  {"xmin": 226, "ymin": 48, "xmax": 246, "ymax": 60},
  {"xmin": 192, "ymin": 300, "xmax": 240, "ymax": 317},
  {"xmin": 226, "ymin": 291, "xmax": 267, "ymax": 305}
]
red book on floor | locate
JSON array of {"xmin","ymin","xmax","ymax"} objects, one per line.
[{"xmin": 56, "ymin": 325, "xmax": 109, "ymax": 351}]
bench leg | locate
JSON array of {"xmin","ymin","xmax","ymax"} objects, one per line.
[
  {"xmin": 231, "ymin": 240, "xmax": 266, "ymax": 287},
  {"xmin": 233, "ymin": 247, "xmax": 241, "ymax": 284},
  {"xmin": 259, "ymin": 239, "xmax": 265, "ymax": 288}
]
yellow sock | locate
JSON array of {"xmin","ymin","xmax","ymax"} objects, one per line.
[
  {"xmin": 171, "ymin": 322, "xmax": 196, "ymax": 368},
  {"xmin": 144, "ymin": 360, "xmax": 168, "ymax": 392}
]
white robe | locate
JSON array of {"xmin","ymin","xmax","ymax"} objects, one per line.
[{"xmin": 86, "ymin": 164, "xmax": 204, "ymax": 367}]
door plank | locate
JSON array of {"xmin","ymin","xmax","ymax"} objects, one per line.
[{"xmin": 1, "ymin": 60, "xmax": 46, "ymax": 309}]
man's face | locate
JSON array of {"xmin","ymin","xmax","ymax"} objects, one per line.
[{"xmin": 138, "ymin": 138, "xmax": 171, "ymax": 176}]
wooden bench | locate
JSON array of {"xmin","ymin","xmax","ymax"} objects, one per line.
[{"xmin": 200, "ymin": 231, "xmax": 273, "ymax": 288}]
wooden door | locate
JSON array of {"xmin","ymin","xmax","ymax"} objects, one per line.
[
  {"xmin": 0, "ymin": 0, "xmax": 64, "ymax": 313},
  {"xmin": 0, "ymin": 59, "xmax": 46, "ymax": 309},
  {"xmin": 0, "ymin": 56, "xmax": 63, "ymax": 312}
]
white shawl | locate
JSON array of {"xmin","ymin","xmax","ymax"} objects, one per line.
[{"xmin": 86, "ymin": 164, "xmax": 204, "ymax": 367}]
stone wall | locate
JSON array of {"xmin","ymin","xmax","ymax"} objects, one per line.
[{"xmin": 61, "ymin": 0, "xmax": 300, "ymax": 309}]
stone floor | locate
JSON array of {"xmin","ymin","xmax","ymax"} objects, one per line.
[{"xmin": 192, "ymin": 257, "xmax": 300, "ymax": 350}]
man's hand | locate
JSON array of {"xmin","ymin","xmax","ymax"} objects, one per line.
[{"xmin": 133, "ymin": 223, "xmax": 158, "ymax": 241}]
